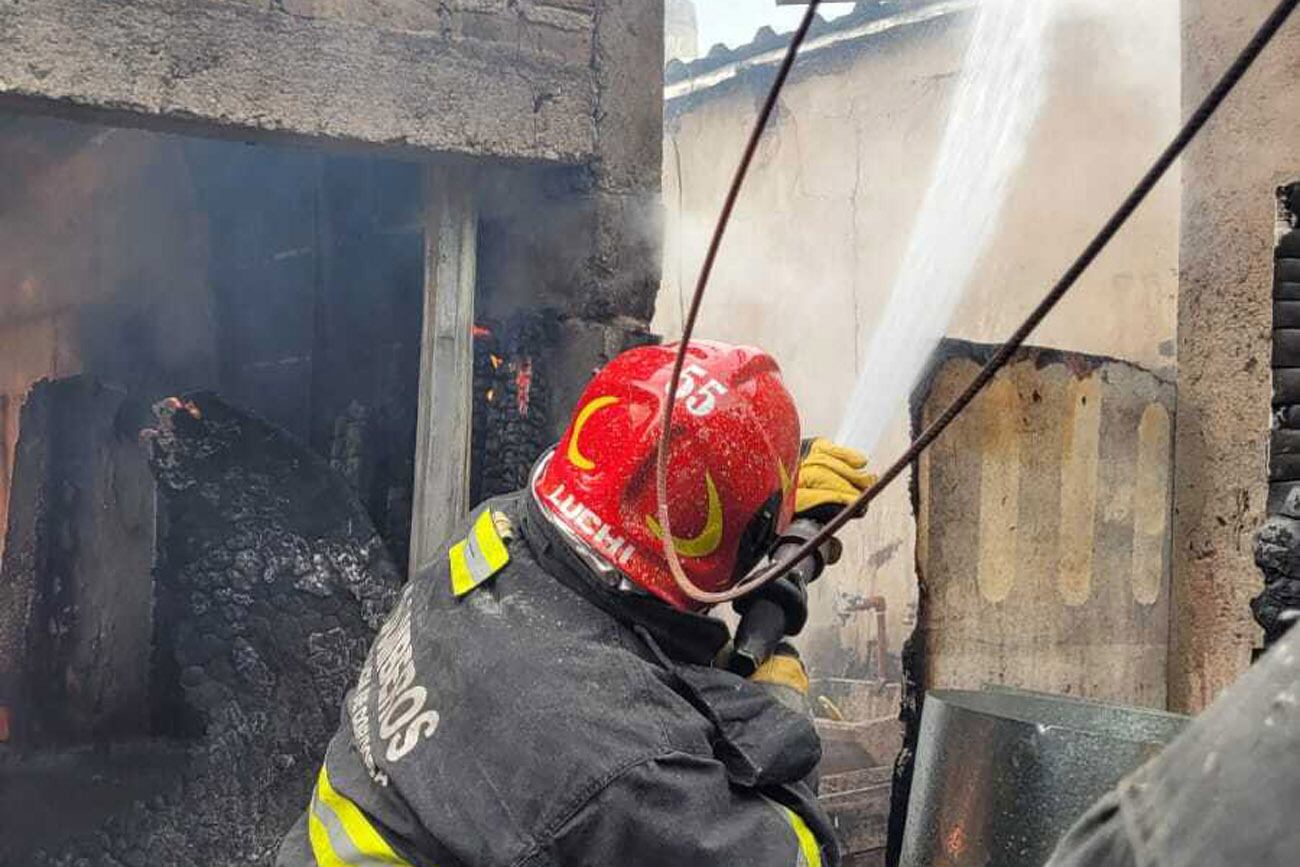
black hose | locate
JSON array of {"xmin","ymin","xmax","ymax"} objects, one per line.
[{"xmin": 657, "ymin": 0, "xmax": 1300, "ymax": 604}]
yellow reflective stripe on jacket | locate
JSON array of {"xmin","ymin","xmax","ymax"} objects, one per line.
[
  {"xmin": 449, "ymin": 538, "xmax": 476, "ymax": 596},
  {"xmin": 763, "ymin": 798, "xmax": 824, "ymax": 867},
  {"xmin": 783, "ymin": 804, "xmax": 823, "ymax": 867},
  {"xmin": 309, "ymin": 764, "xmax": 411, "ymax": 865},
  {"xmin": 449, "ymin": 508, "xmax": 511, "ymax": 597}
]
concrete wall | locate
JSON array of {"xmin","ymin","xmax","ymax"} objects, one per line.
[
  {"xmin": 657, "ymin": 0, "xmax": 1180, "ymax": 684},
  {"xmin": 1172, "ymin": 0, "xmax": 1300, "ymax": 712},
  {"xmin": 0, "ymin": 0, "xmax": 594, "ymax": 161}
]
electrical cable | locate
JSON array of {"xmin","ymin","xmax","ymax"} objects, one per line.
[{"xmin": 655, "ymin": 0, "xmax": 1300, "ymax": 606}]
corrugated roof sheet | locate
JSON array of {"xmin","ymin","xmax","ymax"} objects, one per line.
[{"xmin": 665, "ymin": 0, "xmax": 933, "ymax": 85}]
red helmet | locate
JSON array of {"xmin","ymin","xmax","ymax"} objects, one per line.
[{"xmin": 533, "ymin": 340, "xmax": 801, "ymax": 610}]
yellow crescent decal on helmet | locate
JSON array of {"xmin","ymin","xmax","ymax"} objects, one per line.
[
  {"xmin": 645, "ymin": 472, "xmax": 724, "ymax": 558},
  {"xmin": 567, "ymin": 396, "xmax": 620, "ymax": 470}
]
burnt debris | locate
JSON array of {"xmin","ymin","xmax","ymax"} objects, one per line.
[
  {"xmin": 0, "ymin": 377, "xmax": 155, "ymax": 746},
  {"xmin": 1257, "ymin": 182, "xmax": 1300, "ymax": 647},
  {"xmin": 471, "ymin": 313, "xmax": 559, "ymax": 503},
  {"xmin": 1, "ymin": 386, "xmax": 402, "ymax": 865}
]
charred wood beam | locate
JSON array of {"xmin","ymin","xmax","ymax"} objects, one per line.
[
  {"xmin": 411, "ymin": 169, "xmax": 477, "ymax": 574},
  {"xmin": 0, "ymin": 377, "xmax": 155, "ymax": 746}
]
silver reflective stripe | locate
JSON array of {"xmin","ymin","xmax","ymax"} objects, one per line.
[
  {"xmin": 462, "ymin": 521, "xmax": 494, "ymax": 581},
  {"xmin": 311, "ymin": 790, "xmax": 368, "ymax": 865},
  {"xmin": 309, "ymin": 774, "xmax": 409, "ymax": 866}
]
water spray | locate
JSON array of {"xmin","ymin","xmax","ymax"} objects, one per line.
[
  {"xmin": 837, "ymin": 0, "xmax": 1051, "ymax": 454},
  {"xmin": 655, "ymin": 0, "xmax": 1300, "ymax": 611}
]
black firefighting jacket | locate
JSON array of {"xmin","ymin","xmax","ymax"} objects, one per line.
[
  {"xmin": 276, "ymin": 488, "xmax": 838, "ymax": 867},
  {"xmin": 1045, "ymin": 621, "xmax": 1300, "ymax": 867}
]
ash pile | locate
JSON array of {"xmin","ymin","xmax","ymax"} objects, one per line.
[{"xmin": 0, "ymin": 381, "xmax": 402, "ymax": 864}]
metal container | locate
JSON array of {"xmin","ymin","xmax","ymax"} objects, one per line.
[{"xmin": 899, "ymin": 687, "xmax": 1189, "ymax": 867}]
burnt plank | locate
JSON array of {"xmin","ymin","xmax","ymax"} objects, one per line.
[
  {"xmin": 0, "ymin": 378, "xmax": 155, "ymax": 746},
  {"xmin": 1274, "ymin": 280, "xmax": 1300, "ymax": 300},
  {"xmin": 1271, "ymin": 451, "xmax": 1300, "ymax": 482},
  {"xmin": 1276, "ymin": 405, "xmax": 1300, "ymax": 429},
  {"xmin": 1272, "ymin": 428, "xmax": 1300, "ymax": 456},
  {"xmin": 1277, "ymin": 301, "xmax": 1300, "ymax": 328},
  {"xmin": 1274, "ymin": 369, "xmax": 1300, "ymax": 406},
  {"xmin": 1280, "ymin": 230, "xmax": 1300, "ymax": 259},
  {"xmin": 1270, "ymin": 480, "xmax": 1300, "ymax": 516},
  {"xmin": 1274, "ymin": 330, "xmax": 1300, "ymax": 367}
]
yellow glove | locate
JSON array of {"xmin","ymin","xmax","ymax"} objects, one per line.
[
  {"xmin": 749, "ymin": 643, "xmax": 811, "ymax": 716},
  {"xmin": 750, "ymin": 648, "xmax": 810, "ymax": 696},
  {"xmin": 794, "ymin": 438, "xmax": 876, "ymax": 517}
]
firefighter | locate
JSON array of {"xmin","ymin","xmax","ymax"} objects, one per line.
[
  {"xmin": 1043, "ymin": 617, "xmax": 1300, "ymax": 867},
  {"xmin": 277, "ymin": 340, "xmax": 874, "ymax": 867}
]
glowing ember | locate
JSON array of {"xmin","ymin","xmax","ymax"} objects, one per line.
[
  {"xmin": 514, "ymin": 359, "xmax": 533, "ymax": 417},
  {"xmin": 162, "ymin": 396, "xmax": 203, "ymax": 419},
  {"xmin": 945, "ymin": 823, "xmax": 967, "ymax": 858}
]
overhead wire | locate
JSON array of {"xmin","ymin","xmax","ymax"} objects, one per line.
[{"xmin": 655, "ymin": 0, "xmax": 1300, "ymax": 606}]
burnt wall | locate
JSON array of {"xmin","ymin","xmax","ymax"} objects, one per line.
[
  {"xmin": 0, "ymin": 115, "xmax": 435, "ymax": 572},
  {"xmin": 913, "ymin": 341, "xmax": 1175, "ymax": 708},
  {"xmin": 0, "ymin": 0, "xmax": 666, "ymax": 338},
  {"xmin": 471, "ymin": 152, "xmax": 661, "ymax": 501}
]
